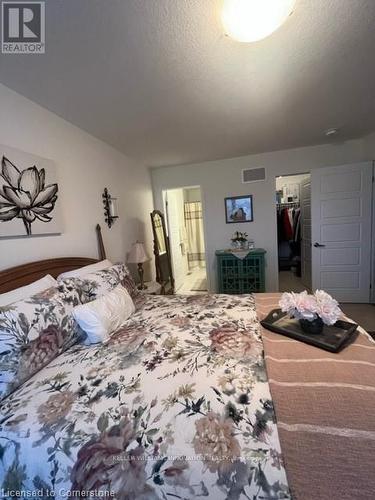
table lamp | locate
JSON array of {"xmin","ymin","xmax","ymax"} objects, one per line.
[{"xmin": 127, "ymin": 242, "xmax": 149, "ymax": 289}]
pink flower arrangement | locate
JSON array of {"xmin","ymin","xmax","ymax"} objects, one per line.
[{"xmin": 279, "ymin": 290, "xmax": 342, "ymax": 326}]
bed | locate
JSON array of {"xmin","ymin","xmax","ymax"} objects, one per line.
[{"xmin": 0, "ymin": 244, "xmax": 374, "ymax": 500}]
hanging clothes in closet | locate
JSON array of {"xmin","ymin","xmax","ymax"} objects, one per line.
[{"xmin": 277, "ymin": 203, "xmax": 301, "ymax": 272}]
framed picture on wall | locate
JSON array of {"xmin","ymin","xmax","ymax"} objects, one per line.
[
  {"xmin": 0, "ymin": 144, "xmax": 62, "ymax": 238},
  {"xmin": 225, "ymin": 195, "xmax": 253, "ymax": 223}
]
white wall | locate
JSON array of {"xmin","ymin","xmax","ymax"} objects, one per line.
[
  {"xmin": 362, "ymin": 132, "xmax": 375, "ymax": 159},
  {"xmin": 0, "ymin": 84, "xmax": 154, "ymax": 279},
  {"xmin": 152, "ymin": 139, "xmax": 370, "ymax": 292},
  {"xmin": 184, "ymin": 187, "xmax": 201, "ymax": 203}
]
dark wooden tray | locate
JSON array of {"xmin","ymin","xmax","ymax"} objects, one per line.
[{"xmin": 260, "ymin": 309, "xmax": 359, "ymax": 353}]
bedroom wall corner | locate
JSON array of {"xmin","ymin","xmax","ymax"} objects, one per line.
[{"xmin": 151, "ymin": 139, "xmax": 366, "ymax": 293}]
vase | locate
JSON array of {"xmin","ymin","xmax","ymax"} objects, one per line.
[
  {"xmin": 299, "ymin": 317, "xmax": 324, "ymax": 334},
  {"xmin": 232, "ymin": 240, "xmax": 245, "ymax": 250}
]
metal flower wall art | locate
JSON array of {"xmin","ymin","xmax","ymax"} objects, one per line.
[{"xmin": 0, "ymin": 146, "xmax": 62, "ymax": 238}]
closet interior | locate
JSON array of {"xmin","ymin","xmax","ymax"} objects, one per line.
[{"xmin": 276, "ymin": 173, "xmax": 311, "ymax": 293}]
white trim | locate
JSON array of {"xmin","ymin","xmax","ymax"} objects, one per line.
[{"xmin": 371, "ymin": 161, "xmax": 375, "ymax": 303}]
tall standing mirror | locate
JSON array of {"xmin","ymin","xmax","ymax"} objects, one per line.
[{"xmin": 150, "ymin": 210, "xmax": 175, "ymax": 294}]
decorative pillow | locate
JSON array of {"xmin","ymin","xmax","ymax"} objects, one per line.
[
  {"xmin": 0, "ymin": 286, "xmax": 81, "ymax": 401},
  {"xmin": 58, "ymin": 263, "xmax": 139, "ymax": 304},
  {"xmin": 57, "ymin": 259, "xmax": 113, "ymax": 280},
  {"xmin": 72, "ymin": 285, "xmax": 135, "ymax": 344},
  {"xmin": 0, "ymin": 274, "xmax": 57, "ymax": 307}
]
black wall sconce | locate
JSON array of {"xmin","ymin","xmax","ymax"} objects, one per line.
[{"xmin": 102, "ymin": 188, "xmax": 119, "ymax": 228}]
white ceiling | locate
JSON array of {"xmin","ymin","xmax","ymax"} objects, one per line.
[{"xmin": 1, "ymin": 0, "xmax": 375, "ymax": 167}]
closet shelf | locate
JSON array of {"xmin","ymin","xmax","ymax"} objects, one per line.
[{"xmin": 276, "ymin": 202, "xmax": 300, "ymax": 209}]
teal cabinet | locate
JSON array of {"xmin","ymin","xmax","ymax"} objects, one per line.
[{"xmin": 216, "ymin": 249, "xmax": 266, "ymax": 294}]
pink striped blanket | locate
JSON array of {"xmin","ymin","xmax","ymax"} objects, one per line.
[{"xmin": 255, "ymin": 293, "xmax": 375, "ymax": 500}]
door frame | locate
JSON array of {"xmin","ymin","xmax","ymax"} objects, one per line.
[
  {"xmin": 371, "ymin": 162, "xmax": 375, "ymax": 304},
  {"xmin": 300, "ymin": 176, "xmax": 312, "ymax": 290},
  {"xmin": 163, "ymin": 189, "xmax": 188, "ymax": 291},
  {"xmin": 275, "ymin": 172, "xmax": 311, "ymax": 292}
]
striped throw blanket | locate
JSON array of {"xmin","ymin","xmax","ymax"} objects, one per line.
[{"xmin": 255, "ymin": 293, "xmax": 375, "ymax": 500}]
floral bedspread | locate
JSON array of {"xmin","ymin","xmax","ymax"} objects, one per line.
[{"xmin": 0, "ymin": 294, "xmax": 290, "ymax": 499}]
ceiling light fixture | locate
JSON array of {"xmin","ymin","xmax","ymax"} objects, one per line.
[{"xmin": 222, "ymin": 0, "xmax": 296, "ymax": 43}]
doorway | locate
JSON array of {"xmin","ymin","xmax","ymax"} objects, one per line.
[
  {"xmin": 274, "ymin": 163, "xmax": 374, "ymax": 319},
  {"xmin": 276, "ymin": 173, "xmax": 311, "ymax": 293},
  {"xmin": 163, "ymin": 186, "xmax": 207, "ymax": 293}
]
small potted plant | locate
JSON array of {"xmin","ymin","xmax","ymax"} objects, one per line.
[
  {"xmin": 279, "ymin": 290, "xmax": 342, "ymax": 334},
  {"xmin": 231, "ymin": 231, "xmax": 248, "ymax": 250}
]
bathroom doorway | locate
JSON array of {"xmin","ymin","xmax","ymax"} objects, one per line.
[{"xmin": 163, "ymin": 186, "xmax": 207, "ymax": 293}]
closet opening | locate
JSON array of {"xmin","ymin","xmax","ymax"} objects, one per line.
[
  {"xmin": 163, "ymin": 186, "xmax": 208, "ymax": 294},
  {"xmin": 276, "ymin": 173, "xmax": 311, "ymax": 293}
]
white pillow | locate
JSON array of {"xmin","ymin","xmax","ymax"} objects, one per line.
[
  {"xmin": 57, "ymin": 259, "xmax": 113, "ymax": 280},
  {"xmin": 72, "ymin": 284, "xmax": 135, "ymax": 344},
  {"xmin": 0, "ymin": 274, "xmax": 57, "ymax": 307}
]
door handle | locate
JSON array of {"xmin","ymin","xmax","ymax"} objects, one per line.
[{"xmin": 314, "ymin": 242, "xmax": 326, "ymax": 248}]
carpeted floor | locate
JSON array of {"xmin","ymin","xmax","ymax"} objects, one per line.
[
  {"xmin": 340, "ymin": 303, "xmax": 375, "ymax": 333},
  {"xmin": 279, "ymin": 271, "xmax": 309, "ymax": 293}
]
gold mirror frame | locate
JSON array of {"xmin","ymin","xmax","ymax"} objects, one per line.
[{"xmin": 150, "ymin": 210, "xmax": 175, "ymax": 294}]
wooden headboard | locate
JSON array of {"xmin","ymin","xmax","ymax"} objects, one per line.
[{"xmin": 0, "ymin": 224, "xmax": 106, "ymax": 294}]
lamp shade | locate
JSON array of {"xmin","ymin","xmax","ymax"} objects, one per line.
[{"xmin": 127, "ymin": 242, "xmax": 149, "ymax": 264}]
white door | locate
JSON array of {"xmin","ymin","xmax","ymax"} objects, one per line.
[
  {"xmin": 311, "ymin": 163, "xmax": 373, "ymax": 303},
  {"xmin": 164, "ymin": 190, "xmax": 188, "ymax": 291},
  {"xmin": 300, "ymin": 176, "xmax": 312, "ymax": 290}
]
